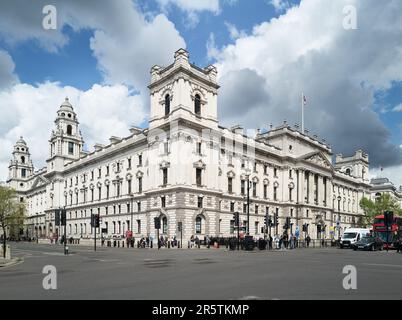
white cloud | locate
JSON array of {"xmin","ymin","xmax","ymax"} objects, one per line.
[
  {"xmin": 0, "ymin": 82, "xmax": 146, "ymax": 182},
  {"xmin": 370, "ymin": 165, "xmax": 402, "ymax": 189},
  {"xmin": 0, "ymin": 50, "xmax": 19, "ymax": 89},
  {"xmin": 156, "ymin": 0, "xmax": 221, "ymax": 28},
  {"xmin": 270, "ymin": 0, "xmax": 291, "ymax": 12},
  {"xmin": 392, "ymin": 103, "xmax": 402, "ymax": 112},
  {"xmin": 225, "ymin": 22, "xmax": 247, "ymax": 40},
  {"xmin": 209, "ymin": 0, "xmax": 402, "ymax": 168},
  {"xmin": 156, "ymin": 0, "xmax": 220, "ymax": 14},
  {"xmin": 0, "ymin": 0, "xmax": 186, "ymax": 91}
]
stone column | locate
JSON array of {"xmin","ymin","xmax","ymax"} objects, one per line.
[
  {"xmin": 309, "ymin": 172, "xmax": 315, "ymax": 204},
  {"xmin": 318, "ymin": 176, "xmax": 323, "ymax": 206}
]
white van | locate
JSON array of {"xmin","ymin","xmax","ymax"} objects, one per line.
[{"xmin": 340, "ymin": 228, "xmax": 371, "ymax": 249}]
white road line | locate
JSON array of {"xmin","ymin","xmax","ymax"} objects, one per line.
[{"xmin": 363, "ymin": 263, "xmax": 402, "ymax": 268}]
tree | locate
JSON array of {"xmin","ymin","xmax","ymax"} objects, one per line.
[
  {"xmin": 0, "ymin": 186, "xmax": 25, "ymax": 259},
  {"xmin": 359, "ymin": 193, "xmax": 402, "ymax": 227}
]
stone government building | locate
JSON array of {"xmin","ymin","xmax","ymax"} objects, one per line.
[{"xmin": 6, "ymin": 49, "xmax": 373, "ymax": 242}]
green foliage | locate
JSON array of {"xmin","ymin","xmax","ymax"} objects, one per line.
[
  {"xmin": 359, "ymin": 193, "xmax": 402, "ymax": 227},
  {"xmin": 0, "ymin": 186, "xmax": 26, "ymax": 254}
]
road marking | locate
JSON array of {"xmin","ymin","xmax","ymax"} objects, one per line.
[{"xmin": 363, "ymin": 263, "xmax": 402, "ymax": 268}]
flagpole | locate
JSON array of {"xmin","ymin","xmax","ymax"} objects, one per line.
[{"xmin": 301, "ymin": 92, "xmax": 304, "ymax": 134}]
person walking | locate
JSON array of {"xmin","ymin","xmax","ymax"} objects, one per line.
[{"xmin": 306, "ymin": 235, "xmax": 311, "ymax": 248}]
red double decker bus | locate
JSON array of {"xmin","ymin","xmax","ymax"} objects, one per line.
[{"xmin": 372, "ymin": 214, "xmax": 402, "ymax": 249}]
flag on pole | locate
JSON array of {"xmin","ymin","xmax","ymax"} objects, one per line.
[{"xmin": 303, "ymin": 94, "xmax": 307, "ymax": 106}]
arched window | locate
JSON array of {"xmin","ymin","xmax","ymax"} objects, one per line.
[
  {"xmin": 194, "ymin": 94, "xmax": 201, "ymax": 116},
  {"xmin": 165, "ymin": 94, "xmax": 170, "ymax": 116},
  {"xmin": 195, "ymin": 215, "xmax": 205, "ymax": 234},
  {"xmin": 21, "ymin": 156, "xmax": 25, "ymax": 164},
  {"xmin": 67, "ymin": 125, "xmax": 72, "ymax": 135},
  {"xmin": 345, "ymin": 168, "xmax": 351, "ymax": 175},
  {"xmin": 162, "ymin": 216, "xmax": 168, "ymax": 234}
]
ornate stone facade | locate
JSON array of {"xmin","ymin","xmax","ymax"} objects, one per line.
[{"xmin": 6, "ymin": 49, "xmax": 372, "ymax": 242}]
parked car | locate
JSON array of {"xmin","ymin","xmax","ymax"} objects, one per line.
[{"xmin": 351, "ymin": 236, "xmax": 383, "ymax": 251}]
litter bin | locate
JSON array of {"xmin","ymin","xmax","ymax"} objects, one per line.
[
  {"xmin": 229, "ymin": 238, "xmax": 237, "ymax": 250},
  {"xmin": 244, "ymin": 236, "xmax": 255, "ymax": 251},
  {"xmin": 258, "ymin": 239, "xmax": 267, "ymax": 250}
]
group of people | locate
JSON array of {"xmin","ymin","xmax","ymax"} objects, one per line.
[{"xmin": 271, "ymin": 233, "xmax": 301, "ymax": 250}]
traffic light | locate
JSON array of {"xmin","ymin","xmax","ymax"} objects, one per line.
[
  {"xmin": 273, "ymin": 213, "xmax": 278, "ymax": 226},
  {"xmin": 90, "ymin": 214, "xmax": 100, "ymax": 228},
  {"xmin": 55, "ymin": 209, "xmax": 60, "ymax": 226},
  {"xmin": 264, "ymin": 214, "xmax": 269, "ymax": 226},
  {"xmin": 384, "ymin": 211, "xmax": 394, "ymax": 229},
  {"xmin": 60, "ymin": 209, "xmax": 67, "ymax": 226},
  {"xmin": 154, "ymin": 217, "xmax": 161, "ymax": 230},
  {"xmin": 233, "ymin": 212, "xmax": 240, "ymax": 226},
  {"xmin": 285, "ymin": 217, "xmax": 291, "ymax": 230}
]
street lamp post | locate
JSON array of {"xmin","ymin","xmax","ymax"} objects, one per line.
[
  {"xmin": 337, "ymin": 196, "xmax": 341, "ymax": 239},
  {"xmin": 247, "ymin": 178, "xmax": 250, "ymax": 236}
]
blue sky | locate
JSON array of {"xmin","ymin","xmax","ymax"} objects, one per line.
[{"xmin": 0, "ymin": 0, "xmax": 401, "ymax": 184}]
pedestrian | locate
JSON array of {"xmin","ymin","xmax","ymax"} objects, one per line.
[
  {"xmin": 268, "ymin": 235, "xmax": 273, "ymax": 250},
  {"xmin": 306, "ymin": 235, "xmax": 311, "ymax": 248}
]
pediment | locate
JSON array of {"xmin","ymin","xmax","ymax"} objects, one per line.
[
  {"xmin": 300, "ymin": 151, "xmax": 332, "ymax": 169},
  {"xmin": 31, "ymin": 175, "xmax": 49, "ymax": 189}
]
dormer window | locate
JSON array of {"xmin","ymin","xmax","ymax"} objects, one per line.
[
  {"xmin": 165, "ymin": 94, "xmax": 170, "ymax": 116},
  {"xmin": 194, "ymin": 94, "xmax": 201, "ymax": 116}
]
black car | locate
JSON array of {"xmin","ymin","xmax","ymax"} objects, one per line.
[{"xmin": 351, "ymin": 236, "xmax": 383, "ymax": 251}]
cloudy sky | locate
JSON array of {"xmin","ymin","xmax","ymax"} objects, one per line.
[{"xmin": 0, "ymin": 0, "xmax": 401, "ymax": 186}]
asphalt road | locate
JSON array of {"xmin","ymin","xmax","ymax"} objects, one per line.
[{"xmin": 0, "ymin": 242, "xmax": 401, "ymax": 300}]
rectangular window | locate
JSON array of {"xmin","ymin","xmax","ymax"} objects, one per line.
[
  {"xmin": 198, "ymin": 196, "xmax": 203, "ymax": 208},
  {"xmin": 138, "ymin": 154, "xmax": 142, "ymax": 167},
  {"xmin": 106, "ymin": 186, "xmax": 109, "ymax": 199},
  {"xmin": 255, "ymin": 205, "xmax": 259, "ymax": 214},
  {"xmin": 128, "ymin": 180, "xmax": 132, "ymax": 194},
  {"xmin": 21, "ymin": 169, "xmax": 26, "ymax": 178},
  {"xmin": 164, "ymin": 141, "xmax": 169, "ymax": 154},
  {"xmin": 68, "ymin": 142, "xmax": 74, "ymax": 155},
  {"xmin": 197, "ymin": 142, "xmax": 202, "ymax": 155},
  {"xmin": 274, "ymin": 168, "xmax": 278, "ymax": 178},
  {"xmin": 263, "ymin": 185, "xmax": 267, "ymax": 199},
  {"xmin": 274, "ymin": 187, "xmax": 278, "ymax": 201},
  {"xmin": 289, "ymin": 169, "xmax": 292, "ymax": 179},
  {"xmin": 137, "ymin": 220, "xmax": 141, "ymax": 234},
  {"xmin": 162, "ymin": 168, "xmax": 168, "ymax": 186},
  {"xmin": 253, "ymin": 182, "xmax": 257, "ymax": 197},
  {"xmin": 230, "ymin": 202, "xmax": 235, "ymax": 213},
  {"xmin": 289, "ymin": 188, "xmax": 293, "ymax": 202},
  {"xmin": 264, "ymin": 165, "xmax": 268, "ymax": 175},
  {"xmin": 128, "ymin": 158, "xmax": 132, "ymax": 169},
  {"xmin": 106, "ymin": 165, "xmax": 110, "ymax": 176},
  {"xmin": 161, "ymin": 196, "xmax": 166, "ymax": 208},
  {"xmin": 98, "ymin": 168, "xmax": 101, "ymax": 178},
  {"xmin": 98, "ymin": 187, "xmax": 101, "ymax": 201},
  {"xmin": 243, "ymin": 203, "xmax": 247, "ymax": 213},
  {"xmin": 196, "ymin": 168, "xmax": 202, "ymax": 187},
  {"xmin": 116, "ymin": 183, "xmax": 120, "ymax": 197},
  {"xmin": 241, "ymin": 180, "xmax": 245, "ymax": 195},
  {"xmin": 137, "ymin": 201, "xmax": 141, "ymax": 212},
  {"xmin": 138, "ymin": 177, "xmax": 142, "ymax": 193},
  {"xmin": 91, "ymin": 170, "xmax": 94, "ymax": 180},
  {"xmin": 228, "ymin": 177, "xmax": 233, "ymax": 193}
]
